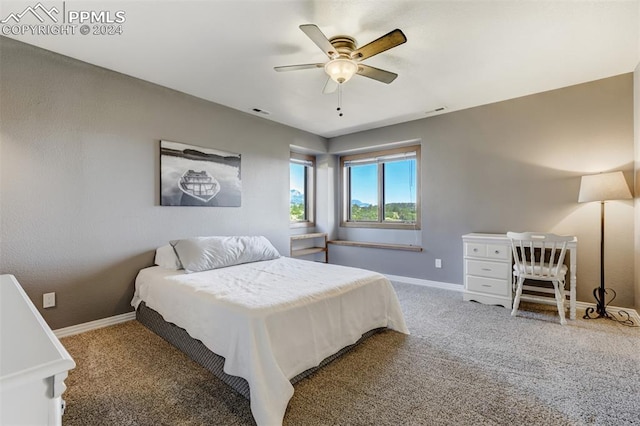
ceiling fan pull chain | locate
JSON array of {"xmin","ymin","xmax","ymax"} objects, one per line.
[{"xmin": 337, "ymin": 85, "xmax": 343, "ymax": 117}]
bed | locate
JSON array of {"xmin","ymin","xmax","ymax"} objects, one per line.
[{"xmin": 131, "ymin": 236, "xmax": 409, "ymax": 426}]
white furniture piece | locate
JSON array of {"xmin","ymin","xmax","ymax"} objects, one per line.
[
  {"xmin": 462, "ymin": 233, "xmax": 578, "ymax": 320},
  {"xmin": 1, "ymin": 274, "xmax": 75, "ymax": 426},
  {"xmin": 507, "ymin": 232, "xmax": 573, "ymax": 325},
  {"xmin": 462, "ymin": 233, "xmax": 513, "ymax": 309}
]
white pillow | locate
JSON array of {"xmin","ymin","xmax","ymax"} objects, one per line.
[
  {"xmin": 154, "ymin": 244, "xmax": 182, "ymax": 270},
  {"xmin": 170, "ymin": 236, "xmax": 280, "ymax": 273}
]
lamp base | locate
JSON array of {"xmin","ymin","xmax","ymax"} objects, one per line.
[{"xmin": 583, "ymin": 286, "xmax": 636, "ymax": 326}]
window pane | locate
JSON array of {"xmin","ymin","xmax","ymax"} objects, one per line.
[
  {"xmin": 384, "ymin": 159, "xmax": 417, "ymax": 223},
  {"xmin": 349, "ymin": 163, "xmax": 378, "ymax": 221},
  {"xmin": 290, "ymin": 163, "xmax": 306, "ymax": 221},
  {"xmin": 341, "ymin": 145, "xmax": 420, "ymax": 229}
]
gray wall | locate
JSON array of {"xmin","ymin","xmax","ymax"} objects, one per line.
[
  {"xmin": 0, "ymin": 37, "xmax": 326, "ymax": 329},
  {"xmin": 327, "ymin": 74, "xmax": 636, "ymax": 308}
]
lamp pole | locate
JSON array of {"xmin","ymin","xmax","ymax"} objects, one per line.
[
  {"xmin": 584, "ymin": 201, "xmax": 610, "ymax": 319},
  {"xmin": 596, "ymin": 201, "xmax": 606, "ymax": 317}
]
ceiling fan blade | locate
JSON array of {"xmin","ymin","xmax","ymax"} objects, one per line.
[
  {"xmin": 274, "ymin": 63, "xmax": 324, "ymax": 72},
  {"xmin": 300, "ymin": 24, "xmax": 338, "ymax": 59},
  {"xmin": 356, "ymin": 64, "xmax": 398, "ymax": 84},
  {"xmin": 351, "ymin": 29, "xmax": 407, "ymax": 61},
  {"xmin": 322, "ymin": 77, "xmax": 338, "ymax": 94}
]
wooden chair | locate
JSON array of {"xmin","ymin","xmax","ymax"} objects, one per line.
[{"xmin": 506, "ymin": 232, "xmax": 573, "ymax": 325}]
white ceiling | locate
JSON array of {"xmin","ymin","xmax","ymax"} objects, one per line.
[{"xmin": 2, "ymin": 0, "xmax": 639, "ymax": 138}]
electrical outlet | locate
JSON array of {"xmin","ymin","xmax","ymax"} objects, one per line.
[
  {"xmin": 435, "ymin": 259, "xmax": 442, "ymax": 269},
  {"xmin": 43, "ymin": 292, "xmax": 56, "ymax": 308}
]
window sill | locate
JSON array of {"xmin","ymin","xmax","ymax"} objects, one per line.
[
  {"xmin": 327, "ymin": 240, "xmax": 423, "ymax": 252},
  {"xmin": 290, "ymin": 221, "xmax": 315, "ymax": 229},
  {"xmin": 340, "ymin": 221, "xmax": 421, "ymax": 230}
]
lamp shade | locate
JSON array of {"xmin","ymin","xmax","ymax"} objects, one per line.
[
  {"xmin": 324, "ymin": 58, "xmax": 358, "ymax": 84},
  {"xmin": 578, "ymin": 171, "xmax": 633, "ymax": 203}
]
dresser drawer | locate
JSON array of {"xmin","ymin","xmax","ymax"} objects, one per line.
[
  {"xmin": 465, "ymin": 243, "xmax": 486, "ymax": 257},
  {"xmin": 465, "ymin": 259, "xmax": 509, "ymax": 279},
  {"xmin": 467, "ymin": 276, "xmax": 510, "ymax": 297},
  {"xmin": 486, "ymin": 244, "xmax": 509, "ymax": 260}
]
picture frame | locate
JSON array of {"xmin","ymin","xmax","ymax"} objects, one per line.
[{"xmin": 160, "ymin": 140, "xmax": 241, "ymax": 207}]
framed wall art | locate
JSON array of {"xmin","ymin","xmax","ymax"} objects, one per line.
[{"xmin": 160, "ymin": 140, "xmax": 241, "ymax": 207}]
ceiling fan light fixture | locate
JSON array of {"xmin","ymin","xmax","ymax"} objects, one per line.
[{"xmin": 324, "ymin": 58, "xmax": 358, "ymax": 84}]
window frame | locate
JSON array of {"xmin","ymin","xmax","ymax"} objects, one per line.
[
  {"xmin": 340, "ymin": 145, "xmax": 421, "ymax": 230},
  {"xmin": 290, "ymin": 152, "xmax": 316, "ymax": 228}
]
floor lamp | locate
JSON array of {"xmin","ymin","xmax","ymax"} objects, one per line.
[{"xmin": 578, "ymin": 171, "xmax": 633, "ymax": 323}]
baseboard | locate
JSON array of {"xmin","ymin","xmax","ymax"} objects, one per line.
[
  {"xmin": 574, "ymin": 301, "xmax": 640, "ymax": 324},
  {"xmin": 54, "ymin": 311, "xmax": 136, "ymax": 338},
  {"xmin": 385, "ymin": 274, "xmax": 463, "ymax": 292}
]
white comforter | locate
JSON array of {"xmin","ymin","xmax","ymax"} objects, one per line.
[{"xmin": 131, "ymin": 257, "xmax": 409, "ymax": 426}]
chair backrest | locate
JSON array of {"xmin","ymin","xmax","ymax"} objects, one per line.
[{"xmin": 506, "ymin": 232, "xmax": 573, "ymax": 279}]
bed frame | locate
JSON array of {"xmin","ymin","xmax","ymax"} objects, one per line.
[{"xmin": 137, "ymin": 302, "xmax": 383, "ymax": 399}]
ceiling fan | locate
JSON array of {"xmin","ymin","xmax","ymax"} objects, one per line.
[{"xmin": 274, "ymin": 24, "xmax": 407, "ymax": 94}]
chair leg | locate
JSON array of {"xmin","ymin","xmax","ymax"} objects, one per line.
[
  {"xmin": 511, "ymin": 277, "xmax": 524, "ymax": 317},
  {"xmin": 553, "ymin": 280, "xmax": 567, "ymax": 325}
]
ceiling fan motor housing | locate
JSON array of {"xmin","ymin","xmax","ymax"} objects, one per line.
[{"xmin": 328, "ymin": 35, "xmax": 357, "ymax": 58}]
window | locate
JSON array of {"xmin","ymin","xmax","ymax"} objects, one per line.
[
  {"xmin": 290, "ymin": 152, "xmax": 315, "ymax": 226},
  {"xmin": 341, "ymin": 145, "xmax": 420, "ymax": 229}
]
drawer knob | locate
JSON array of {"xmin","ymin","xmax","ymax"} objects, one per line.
[
  {"xmin": 494, "ymin": 250, "xmax": 500, "ymax": 254},
  {"xmin": 473, "ymin": 248, "xmax": 478, "ymax": 252}
]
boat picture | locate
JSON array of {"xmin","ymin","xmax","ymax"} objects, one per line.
[
  {"xmin": 179, "ymin": 169, "xmax": 220, "ymax": 202},
  {"xmin": 160, "ymin": 140, "xmax": 241, "ymax": 207}
]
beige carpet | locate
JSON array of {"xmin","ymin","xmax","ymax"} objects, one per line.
[{"xmin": 60, "ymin": 283, "xmax": 640, "ymax": 425}]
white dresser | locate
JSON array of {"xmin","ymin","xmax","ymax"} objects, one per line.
[
  {"xmin": 1, "ymin": 274, "xmax": 75, "ymax": 426},
  {"xmin": 462, "ymin": 233, "xmax": 513, "ymax": 308}
]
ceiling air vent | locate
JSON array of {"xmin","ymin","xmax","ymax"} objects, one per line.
[{"xmin": 425, "ymin": 107, "xmax": 446, "ymax": 115}]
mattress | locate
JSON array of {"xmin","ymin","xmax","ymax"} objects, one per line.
[{"xmin": 131, "ymin": 256, "xmax": 409, "ymax": 426}]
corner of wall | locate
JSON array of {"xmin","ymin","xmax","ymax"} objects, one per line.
[
  {"xmin": 314, "ymin": 154, "xmax": 339, "ymax": 240},
  {"xmin": 634, "ymin": 61, "xmax": 640, "ymax": 309}
]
